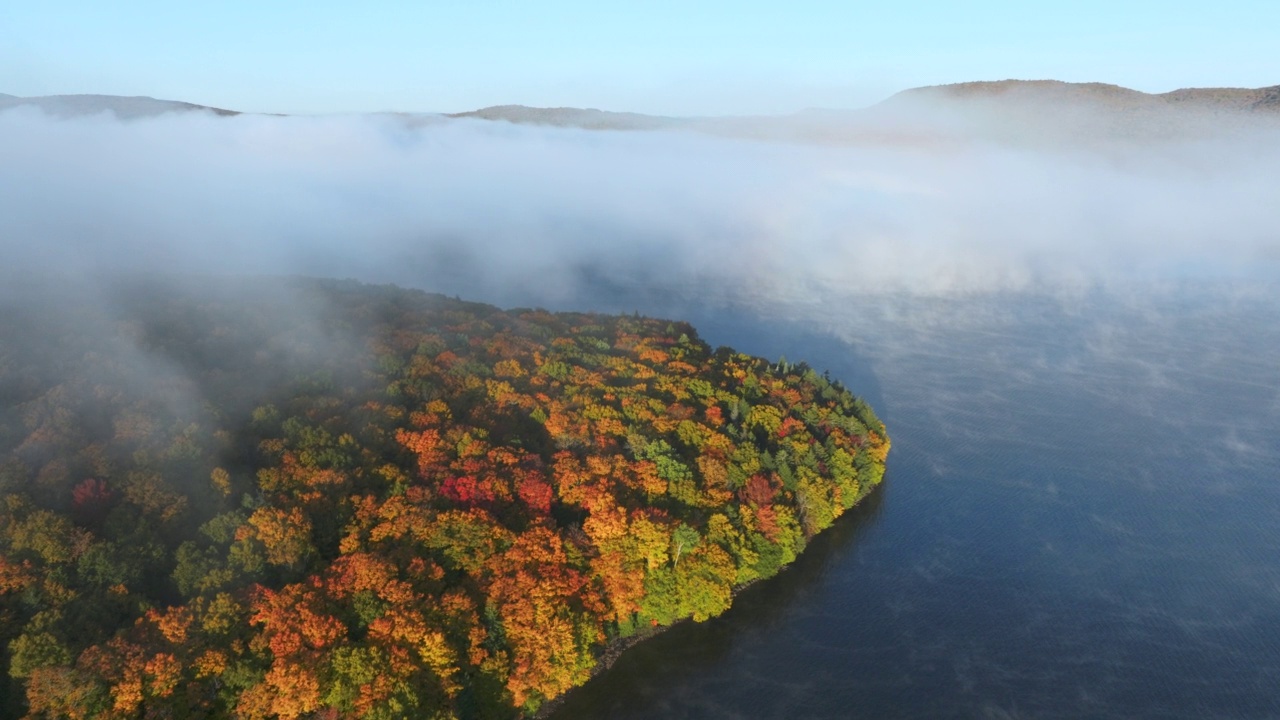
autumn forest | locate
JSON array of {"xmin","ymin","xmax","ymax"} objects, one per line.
[{"xmin": 0, "ymin": 277, "xmax": 887, "ymax": 718}]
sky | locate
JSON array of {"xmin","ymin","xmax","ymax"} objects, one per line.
[{"xmin": 3, "ymin": 0, "xmax": 1279, "ymax": 115}]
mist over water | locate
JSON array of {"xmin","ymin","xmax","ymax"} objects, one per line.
[{"xmin": 3, "ymin": 99, "xmax": 1279, "ymax": 717}]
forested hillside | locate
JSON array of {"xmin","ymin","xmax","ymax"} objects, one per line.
[{"xmin": 0, "ymin": 277, "xmax": 887, "ymax": 718}]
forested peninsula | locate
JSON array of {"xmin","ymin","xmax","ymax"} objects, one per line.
[{"xmin": 0, "ymin": 277, "xmax": 887, "ymax": 718}]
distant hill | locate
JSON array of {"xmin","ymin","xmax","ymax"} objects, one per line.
[
  {"xmin": 864, "ymin": 79, "xmax": 1280, "ymax": 146},
  {"xmin": 0, "ymin": 93, "xmax": 237, "ymax": 119},
  {"xmin": 1161, "ymin": 85, "xmax": 1280, "ymax": 111},
  {"xmin": 882, "ymin": 79, "xmax": 1280, "ymax": 114},
  {"xmin": 447, "ymin": 104, "xmax": 681, "ymax": 131}
]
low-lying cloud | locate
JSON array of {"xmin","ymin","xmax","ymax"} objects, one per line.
[{"xmin": 2, "ymin": 102, "xmax": 1278, "ymax": 307}]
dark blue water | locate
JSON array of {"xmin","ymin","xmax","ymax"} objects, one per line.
[{"xmin": 546, "ymin": 286, "xmax": 1280, "ymax": 719}]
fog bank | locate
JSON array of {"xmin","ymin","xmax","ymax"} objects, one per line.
[{"xmin": 2, "ymin": 103, "xmax": 1278, "ymax": 306}]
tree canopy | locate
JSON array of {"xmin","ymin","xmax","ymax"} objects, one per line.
[{"xmin": 0, "ymin": 277, "xmax": 887, "ymax": 718}]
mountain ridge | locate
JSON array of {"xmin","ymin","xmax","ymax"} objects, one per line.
[
  {"xmin": 0, "ymin": 93, "xmax": 237, "ymax": 118},
  {"xmin": 6, "ymin": 80, "xmax": 1277, "ymax": 122},
  {"xmin": 884, "ymin": 79, "xmax": 1280, "ymax": 113},
  {"xmin": 5, "ymin": 81, "xmax": 1277, "ymax": 147}
]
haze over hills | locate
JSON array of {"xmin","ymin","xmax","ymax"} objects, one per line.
[
  {"xmin": 446, "ymin": 104, "xmax": 680, "ymax": 131},
  {"xmin": 446, "ymin": 81, "xmax": 1280, "ymax": 127},
  {"xmin": 6, "ymin": 80, "xmax": 1278, "ymax": 129},
  {"xmin": 4, "ymin": 80, "xmax": 1278, "ymax": 155},
  {"xmin": 436, "ymin": 80, "xmax": 1280, "ymax": 144},
  {"xmin": 866, "ymin": 79, "xmax": 1280, "ymax": 146},
  {"xmin": 0, "ymin": 93, "xmax": 237, "ymax": 119},
  {"xmin": 886, "ymin": 79, "xmax": 1280, "ymax": 113},
  {"xmin": 445, "ymin": 82, "xmax": 1280, "ymax": 152}
]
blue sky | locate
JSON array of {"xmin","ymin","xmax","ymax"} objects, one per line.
[{"xmin": 3, "ymin": 0, "xmax": 1277, "ymax": 115}]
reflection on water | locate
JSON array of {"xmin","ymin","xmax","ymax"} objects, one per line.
[{"xmin": 547, "ymin": 285, "xmax": 1280, "ymax": 720}]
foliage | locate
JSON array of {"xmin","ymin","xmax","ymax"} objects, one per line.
[{"xmin": 0, "ymin": 277, "xmax": 888, "ymax": 718}]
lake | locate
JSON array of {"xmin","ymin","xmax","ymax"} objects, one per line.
[{"xmin": 540, "ymin": 284, "xmax": 1280, "ymax": 719}]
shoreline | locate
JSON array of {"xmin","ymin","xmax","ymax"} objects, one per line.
[
  {"xmin": 531, "ymin": 576, "xmax": 767, "ymax": 718},
  {"xmin": 531, "ymin": 623, "xmax": 674, "ymax": 719},
  {"xmin": 529, "ymin": 482, "xmax": 888, "ymax": 718}
]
